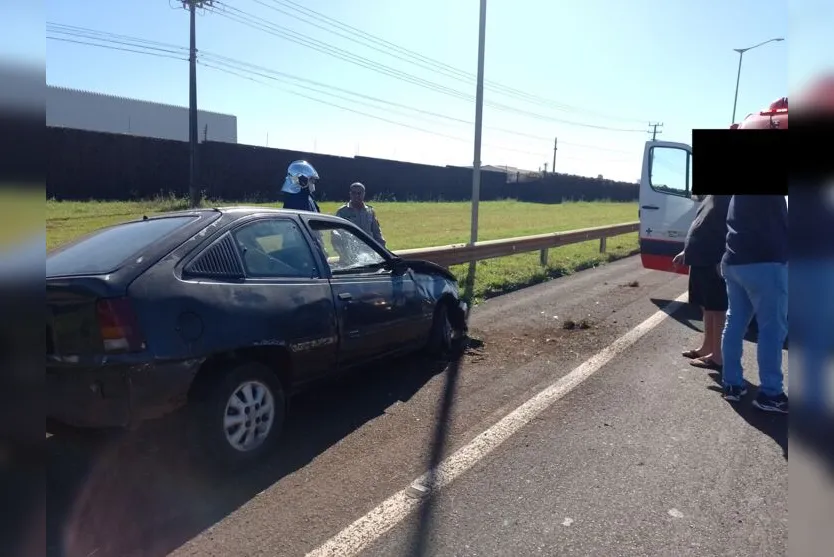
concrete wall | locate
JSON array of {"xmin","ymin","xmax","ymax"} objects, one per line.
[
  {"xmin": 46, "ymin": 85, "xmax": 238, "ymax": 143},
  {"xmin": 48, "ymin": 128, "xmax": 640, "ymax": 203}
]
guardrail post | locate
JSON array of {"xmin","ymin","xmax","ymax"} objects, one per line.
[
  {"xmin": 599, "ymin": 237, "xmax": 607, "ymax": 253},
  {"xmin": 539, "ymin": 248, "xmax": 549, "ymax": 266}
]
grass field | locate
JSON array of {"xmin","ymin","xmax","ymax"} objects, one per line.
[{"xmin": 46, "ymin": 198, "xmax": 639, "ymax": 301}]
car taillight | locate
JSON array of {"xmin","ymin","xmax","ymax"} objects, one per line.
[{"xmin": 96, "ymin": 298, "xmax": 145, "ymax": 353}]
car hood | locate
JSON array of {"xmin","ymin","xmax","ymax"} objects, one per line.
[{"xmin": 402, "ymin": 258, "xmax": 458, "ymax": 283}]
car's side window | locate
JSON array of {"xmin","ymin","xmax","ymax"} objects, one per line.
[
  {"xmin": 309, "ymin": 223, "xmax": 386, "ymax": 275},
  {"xmin": 649, "ymin": 146, "xmax": 691, "ymax": 197},
  {"xmin": 232, "ymin": 218, "xmax": 319, "ymax": 279}
]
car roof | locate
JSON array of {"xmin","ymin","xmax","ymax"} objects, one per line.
[{"xmin": 146, "ymin": 206, "xmax": 345, "ymax": 224}]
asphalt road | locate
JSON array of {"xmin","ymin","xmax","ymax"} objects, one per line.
[{"xmin": 46, "ymin": 256, "xmax": 788, "ymax": 557}]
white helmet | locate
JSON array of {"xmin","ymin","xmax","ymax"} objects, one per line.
[{"xmin": 281, "ymin": 160, "xmax": 319, "ymax": 194}]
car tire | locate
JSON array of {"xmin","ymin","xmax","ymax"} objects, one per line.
[
  {"xmin": 427, "ymin": 302, "xmax": 454, "ymax": 356},
  {"xmin": 188, "ymin": 361, "xmax": 286, "ymax": 472}
]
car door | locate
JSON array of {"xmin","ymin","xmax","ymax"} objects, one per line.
[
  {"xmin": 305, "ymin": 218, "xmax": 426, "ymax": 367},
  {"xmin": 230, "ymin": 216, "xmax": 339, "ymax": 381},
  {"xmin": 639, "ymin": 140, "xmax": 699, "ymax": 274}
]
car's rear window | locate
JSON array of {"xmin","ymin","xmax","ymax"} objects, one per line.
[{"xmin": 47, "ymin": 216, "xmax": 198, "ymax": 277}]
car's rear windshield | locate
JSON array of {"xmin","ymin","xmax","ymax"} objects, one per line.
[{"xmin": 47, "ymin": 216, "xmax": 198, "ymax": 277}]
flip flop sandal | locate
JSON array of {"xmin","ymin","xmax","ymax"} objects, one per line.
[
  {"xmin": 682, "ymin": 349, "xmax": 703, "ymax": 359},
  {"xmin": 690, "ymin": 358, "xmax": 723, "ymax": 371}
]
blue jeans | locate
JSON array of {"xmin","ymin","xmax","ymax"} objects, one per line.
[
  {"xmin": 790, "ymin": 259, "xmax": 834, "ymax": 412},
  {"xmin": 720, "ymin": 262, "xmax": 788, "ymax": 396}
]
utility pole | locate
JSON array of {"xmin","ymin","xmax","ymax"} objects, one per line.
[
  {"xmin": 470, "ymin": 0, "xmax": 487, "ymax": 248},
  {"xmin": 648, "ymin": 122, "xmax": 663, "ymax": 141},
  {"xmin": 181, "ymin": 0, "xmax": 214, "ymax": 208},
  {"xmin": 552, "ymin": 137, "xmax": 557, "ymax": 173}
]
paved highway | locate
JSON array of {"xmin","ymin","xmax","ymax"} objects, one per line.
[{"xmin": 46, "ymin": 256, "xmax": 788, "ymax": 557}]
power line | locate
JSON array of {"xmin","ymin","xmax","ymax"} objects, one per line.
[
  {"xmin": 199, "ymin": 63, "xmax": 553, "ymax": 158},
  {"xmin": 48, "ymin": 23, "xmax": 189, "ymax": 53},
  {"xmin": 206, "ymin": 2, "xmax": 647, "ymax": 133},
  {"xmin": 202, "ymin": 53, "xmax": 473, "ymax": 126},
  {"xmin": 202, "ymin": 61, "xmax": 636, "ymax": 164},
  {"xmin": 48, "ymin": 19, "xmax": 645, "ymax": 135},
  {"xmin": 204, "ymin": 55, "xmax": 639, "ymax": 157},
  {"xmin": 210, "ymin": 4, "xmax": 474, "ymax": 101},
  {"xmin": 46, "ymin": 35, "xmax": 187, "ymax": 61},
  {"xmin": 248, "ymin": 0, "xmax": 648, "ymax": 125},
  {"xmin": 44, "ymin": 31, "xmax": 545, "ymax": 158},
  {"xmin": 46, "ymin": 24, "xmax": 641, "ymax": 157}
]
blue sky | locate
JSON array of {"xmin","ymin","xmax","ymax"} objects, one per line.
[{"xmin": 44, "ymin": 0, "xmax": 799, "ymax": 182}]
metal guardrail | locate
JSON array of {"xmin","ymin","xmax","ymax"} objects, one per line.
[{"xmin": 394, "ymin": 221, "xmax": 639, "ymax": 267}]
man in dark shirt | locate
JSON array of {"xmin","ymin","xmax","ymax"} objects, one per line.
[
  {"xmin": 673, "ymin": 195, "xmax": 732, "ymax": 370},
  {"xmin": 720, "ymin": 195, "xmax": 788, "ymax": 413}
]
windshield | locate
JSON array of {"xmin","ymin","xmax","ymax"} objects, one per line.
[{"xmin": 47, "ymin": 216, "xmax": 198, "ymax": 277}]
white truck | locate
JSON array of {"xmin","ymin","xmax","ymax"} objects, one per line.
[{"xmin": 638, "ymin": 97, "xmax": 788, "ymax": 275}]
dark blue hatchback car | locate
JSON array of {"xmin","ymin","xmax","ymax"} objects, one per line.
[{"xmin": 47, "ymin": 207, "xmax": 467, "ymax": 468}]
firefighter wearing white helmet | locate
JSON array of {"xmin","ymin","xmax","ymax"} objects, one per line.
[{"xmin": 281, "ymin": 160, "xmax": 321, "ymax": 213}]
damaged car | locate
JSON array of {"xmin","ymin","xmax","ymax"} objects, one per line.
[{"xmin": 47, "ymin": 207, "xmax": 468, "ymax": 468}]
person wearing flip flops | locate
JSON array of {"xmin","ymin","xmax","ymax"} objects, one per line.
[{"xmin": 673, "ymin": 195, "xmax": 732, "ymax": 372}]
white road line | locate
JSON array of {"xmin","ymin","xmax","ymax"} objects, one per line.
[{"xmin": 306, "ymin": 292, "xmax": 688, "ymax": 557}]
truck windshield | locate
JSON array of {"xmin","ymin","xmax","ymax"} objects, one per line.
[{"xmin": 47, "ymin": 216, "xmax": 198, "ymax": 277}]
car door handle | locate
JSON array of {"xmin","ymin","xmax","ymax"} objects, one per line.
[
  {"xmin": 338, "ymin": 292, "xmax": 353, "ymax": 301},
  {"xmin": 641, "ymin": 205, "xmax": 660, "ymax": 210}
]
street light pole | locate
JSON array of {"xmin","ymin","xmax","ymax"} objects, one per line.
[
  {"xmin": 730, "ymin": 50, "xmax": 744, "ymax": 125},
  {"xmin": 470, "ymin": 0, "xmax": 487, "ymax": 247},
  {"xmin": 730, "ymin": 37, "xmax": 784, "ymax": 124}
]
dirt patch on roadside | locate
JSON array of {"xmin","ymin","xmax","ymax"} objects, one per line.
[{"xmin": 463, "ymin": 315, "xmax": 611, "ymax": 371}]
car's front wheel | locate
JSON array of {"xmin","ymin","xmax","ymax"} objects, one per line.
[
  {"xmin": 427, "ymin": 302, "xmax": 455, "ymax": 356},
  {"xmin": 189, "ymin": 361, "xmax": 286, "ymax": 471}
]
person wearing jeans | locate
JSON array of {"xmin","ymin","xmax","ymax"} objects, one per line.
[{"xmin": 720, "ymin": 195, "xmax": 789, "ymax": 413}]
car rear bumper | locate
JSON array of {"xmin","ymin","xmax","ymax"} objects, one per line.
[{"xmin": 47, "ymin": 358, "xmax": 203, "ymax": 429}]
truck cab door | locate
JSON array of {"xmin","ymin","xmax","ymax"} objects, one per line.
[{"xmin": 639, "ymin": 140, "xmax": 699, "ymax": 274}]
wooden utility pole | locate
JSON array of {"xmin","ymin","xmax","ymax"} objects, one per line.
[
  {"xmin": 648, "ymin": 122, "xmax": 663, "ymax": 141},
  {"xmin": 181, "ymin": 1, "xmax": 214, "ymax": 207}
]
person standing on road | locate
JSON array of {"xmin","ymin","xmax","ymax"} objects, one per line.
[
  {"xmin": 281, "ymin": 160, "xmax": 321, "ymax": 213},
  {"xmin": 719, "ymin": 195, "xmax": 789, "ymax": 413},
  {"xmin": 335, "ymin": 182, "xmax": 387, "ymax": 247},
  {"xmin": 673, "ymin": 194, "xmax": 732, "ymax": 371}
]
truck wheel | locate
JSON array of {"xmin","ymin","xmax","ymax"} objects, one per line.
[
  {"xmin": 427, "ymin": 302, "xmax": 454, "ymax": 356},
  {"xmin": 189, "ymin": 361, "xmax": 286, "ymax": 471}
]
